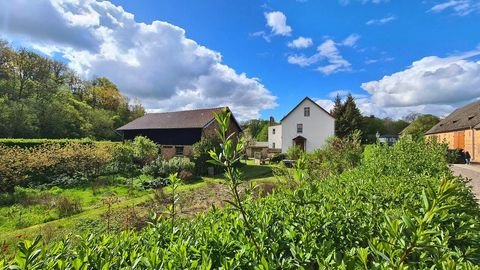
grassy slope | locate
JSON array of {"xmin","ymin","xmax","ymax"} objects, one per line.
[{"xmin": 0, "ymin": 161, "xmax": 274, "ymax": 251}]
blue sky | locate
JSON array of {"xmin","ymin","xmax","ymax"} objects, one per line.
[{"xmin": 1, "ymin": 0, "xmax": 480, "ymax": 120}]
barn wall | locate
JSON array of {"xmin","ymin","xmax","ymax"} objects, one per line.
[
  {"xmin": 160, "ymin": 145, "xmax": 193, "ymax": 160},
  {"xmin": 202, "ymin": 116, "xmax": 241, "ymax": 139},
  {"xmin": 427, "ymin": 128, "xmax": 480, "ymax": 162},
  {"xmin": 122, "ymin": 128, "xmax": 202, "ymax": 145}
]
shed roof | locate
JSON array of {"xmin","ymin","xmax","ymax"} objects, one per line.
[
  {"xmin": 426, "ymin": 99, "xmax": 480, "ymax": 134},
  {"xmin": 117, "ymin": 107, "xmax": 238, "ymax": 131}
]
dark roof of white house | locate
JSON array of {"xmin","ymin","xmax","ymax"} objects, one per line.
[{"xmin": 426, "ymin": 99, "xmax": 480, "ymax": 134}]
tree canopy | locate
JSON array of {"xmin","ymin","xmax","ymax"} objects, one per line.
[
  {"xmin": 0, "ymin": 41, "xmax": 145, "ymax": 140},
  {"xmin": 402, "ymin": 114, "xmax": 440, "ymax": 139},
  {"xmin": 241, "ymin": 119, "xmax": 271, "ymax": 142},
  {"xmin": 331, "ymin": 93, "xmax": 363, "ymax": 138}
]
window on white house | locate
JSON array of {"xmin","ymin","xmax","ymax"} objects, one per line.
[
  {"xmin": 175, "ymin": 146, "xmax": 184, "ymax": 156},
  {"xmin": 304, "ymin": 107, "xmax": 310, "ymax": 117},
  {"xmin": 272, "ymin": 128, "xmax": 276, "ymax": 135},
  {"xmin": 297, "ymin": 124, "xmax": 303, "ymax": 133},
  {"xmin": 272, "ymin": 142, "xmax": 276, "ymax": 149}
]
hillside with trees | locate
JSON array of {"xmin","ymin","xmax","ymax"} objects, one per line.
[{"xmin": 0, "ymin": 41, "xmax": 145, "ymax": 140}]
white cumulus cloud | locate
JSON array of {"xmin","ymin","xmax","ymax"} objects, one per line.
[
  {"xmin": 264, "ymin": 11, "xmax": 292, "ymax": 36},
  {"xmin": 0, "ymin": 0, "xmax": 277, "ymax": 119},
  {"xmin": 288, "ymin": 38, "xmax": 352, "ymax": 75},
  {"xmin": 361, "ymin": 51, "xmax": 480, "ymax": 107},
  {"xmin": 287, "ymin": 36, "xmax": 313, "ymax": 49},
  {"xmin": 316, "ymin": 51, "xmax": 480, "ymax": 119}
]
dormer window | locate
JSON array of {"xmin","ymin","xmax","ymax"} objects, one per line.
[
  {"xmin": 452, "ymin": 120, "xmax": 458, "ymax": 124},
  {"xmin": 468, "ymin": 115, "xmax": 475, "ymax": 121},
  {"xmin": 304, "ymin": 107, "xmax": 310, "ymax": 117}
]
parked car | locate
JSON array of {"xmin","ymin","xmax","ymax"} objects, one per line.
[{"xmin": 447, "ymin": 148, "xmax": 466, "ymax": 164}]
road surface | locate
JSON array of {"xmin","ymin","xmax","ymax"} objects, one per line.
[{"xmin": 451, "ymin": 164, "xmax": 480, "ymax": 202}]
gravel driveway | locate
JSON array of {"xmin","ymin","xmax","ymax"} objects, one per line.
[{"xmin": 451, "ymin": 164, "xmax": 480, "ymax": 202}]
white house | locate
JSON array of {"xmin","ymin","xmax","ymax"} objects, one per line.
[{"xmin": 268, "ymin": 97, "xmax": 335, "ymax": 153}]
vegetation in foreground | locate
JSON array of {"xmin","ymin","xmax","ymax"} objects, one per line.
[{"xmin": 2, "ymin": 111, "xmax": 479, "ymax": 269}]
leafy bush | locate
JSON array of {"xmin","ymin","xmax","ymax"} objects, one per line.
[
  {"xmin": 141, "ymin": 178, "xmax": 171, "ymax": 189},
  {"xmin": 270, "ymin": 153, "xmax": 287, "ymax": 163},
  {"xmin": 0, "ymin": 143, "xmax": 114, "ymax": 193},
  {"xmin": 55, "ymin": 196, "xmax": 82, "ymax": 218},
  {"xmin": 0, "ymin": 138, "xmax": 118, "ymax": 148},
  {"xmin": 192, "ymin": 137, "xmax": 221, "ymax": 175},
  {"xmin": 286, "ymin": 145, "xmax": 302, "ymax": 160},
  {"xmin": 110, "ymin": 142, "xmax": 139, "ymax": 179},
  {"xmin": 143, "ymin": 156, "xmax": 195, "ymax": 179},
  {"xmin": 131, "ymin": 136, "xmax": 158, "ymax": 166},
  {"xmin": 4, "ymin": 137, "xmax": 480, "ymax": 268},
  {"xmin": 305, "ymin": 131, "xmax": 363, "ymax": 179}
]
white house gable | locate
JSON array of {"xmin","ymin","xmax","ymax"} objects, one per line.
[{"xmin": 280, "ymin": 97, "xmax": 335, "ymax": 153}]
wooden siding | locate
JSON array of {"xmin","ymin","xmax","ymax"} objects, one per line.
[
  {"xmin": 427, "ymin": 128, "xmax": 480, "ymax": 162},
  {"xmin": 122, "ymin": 128, "xmax": 203, "ymax": 145}
]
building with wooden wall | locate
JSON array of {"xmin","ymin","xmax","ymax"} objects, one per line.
[
  {"xmin": 117, "ymin": 107, "xmax": 241, "ymax": 159},
  {"xmin": 425, "ymin": 100, "xmax": 480, "ymax": 162}
]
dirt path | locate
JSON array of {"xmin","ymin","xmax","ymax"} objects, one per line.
[{"xmin": 450, "ymin": 164, "xmax": 480, "ymax": 202}]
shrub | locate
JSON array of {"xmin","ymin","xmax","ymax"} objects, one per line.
[
  {"xmin": 179, "ymin": 170, "xmax": 193, "ymax": 182},
  {"xmin": 131, "ymin": 136, "xmax": 158, "ymax": 166},
  {"xmin": 305, "ymin": 131, "xmax": 363, "ymax": 179},
  {"xmin": 0, "ymin": 138, "xmax": 119, "ymax": 148},
  {"xmin": 270, "ymin": 153, "xmax": 287, "ymax": 163},
  {"xmin": 0, "ymin": 142, "xmax": 114, "ymax": 193},
  {"xmin": 55, "ymin": 196, "xmax": 82, "ymax": 218},
  {"xmin": 192, "ymin": 138, "xmax": 221, "ymax": 175},
  {"xmin": 286, "ymin": 145, "xmax": 302, "ymax": 160},
  {"xmin": 143, "ymin": 156, "xmax": 195, "ymax": 179},
  {"xmin": 110, "ymin": 142, "xmax": 139, "ymax": 179}
]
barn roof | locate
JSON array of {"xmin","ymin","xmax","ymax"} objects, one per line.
[
  {"xmin": 426, "ymin": 99, "xmax": 480, "ymax": 135},
  {"xmin": 117, "ymin": 107, "xmax": 240, "ymax": 131}
]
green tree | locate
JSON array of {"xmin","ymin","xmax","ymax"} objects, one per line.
[
  {"xmin": 334, "ymin": 93, "xmax": 362, "ymax": 138},
  {"xmin": 0, "ymin": 40, "xmax": 146, "ymax": 140},
  {"xmin": 256, "ymin": 124, "xmax": 269, "ymax": 141},
  {"xmin": 402, "ymin": 114, "xmax": 440, "ymax": 139}
]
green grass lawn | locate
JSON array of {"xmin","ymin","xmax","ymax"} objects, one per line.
[{"xmin": 0, "ymin": 161, "xmax": 275, "ymax": 254}]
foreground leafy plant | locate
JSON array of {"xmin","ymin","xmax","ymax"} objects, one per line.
[{"xmin": 208, "ymin": 108, "xmax": 262, "ymax": 256}]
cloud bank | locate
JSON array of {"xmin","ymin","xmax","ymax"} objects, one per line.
[
  {"xmin": 317, "ymin": 51, "xmax": 480, "ymax": 119},
  {"xmin": 0, "ymin": 0, "xmax": 277, "ymax": 119}
]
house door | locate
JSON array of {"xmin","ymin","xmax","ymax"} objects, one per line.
[
  {"xmin": 454, "ymin": 131, "xmax": 465, "ymax": 149},
  {"xmin": 292, "ymin": 136, "xmax": 306, "ymax": 152}
]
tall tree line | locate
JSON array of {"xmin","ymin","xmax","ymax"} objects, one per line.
[
  {"xmin": 331, "ymin": 93, "xmax": 411, "ymax": 143},
  {"xmin": 0, "ymin": 40, "xmax": 145, "ymax": 140}
]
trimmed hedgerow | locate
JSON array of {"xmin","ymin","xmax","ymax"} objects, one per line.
[{"xmin": 0, "ymin": 138, "xmax": 118, "ymax": 148}]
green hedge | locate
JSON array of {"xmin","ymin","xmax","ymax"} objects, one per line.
[
  {"xmin": 0, "ymin": 138, "xmax": 119, "ymax": 148},
  {"xmin": 3, "ymin": 138, "xmax": 480, "ymax": 268}
]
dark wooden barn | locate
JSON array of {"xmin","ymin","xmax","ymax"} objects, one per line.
[{"xmin": 117, "ymin": 107, "xmax": 242, "ymax": 159}]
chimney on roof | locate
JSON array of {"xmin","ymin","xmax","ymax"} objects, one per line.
[{"xmin": 269, "ymin": 116, "xmax": 275, "ymax": 126}]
